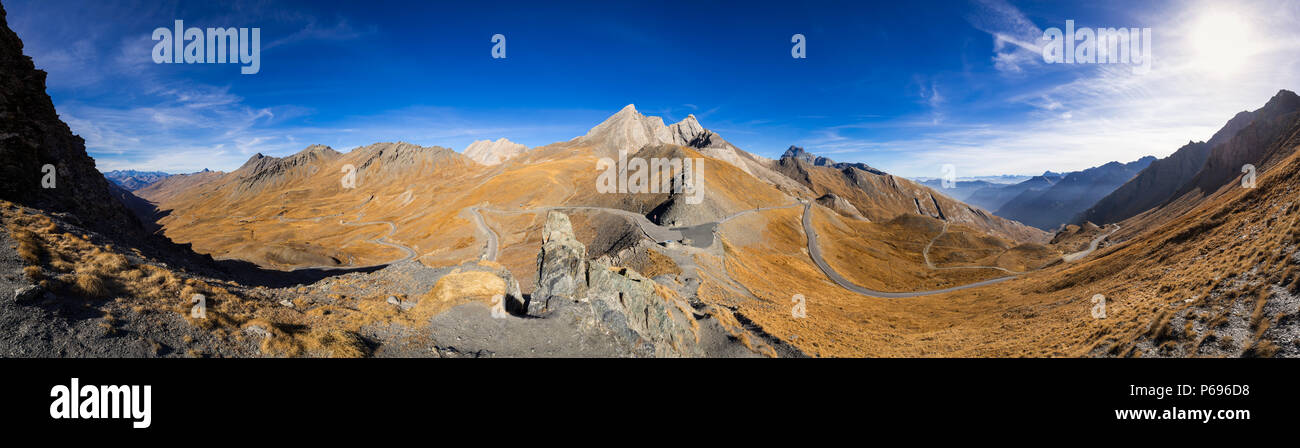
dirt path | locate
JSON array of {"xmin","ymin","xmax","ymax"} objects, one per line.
[
  {"xmin": 802, "ymin": 202, "xmax": 1018, "ymax": 298},
  {"xmin": 921, "ymin": 221, "xmax": 1023, "ymax": 274}
]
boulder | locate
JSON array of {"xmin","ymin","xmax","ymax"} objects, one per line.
[{"xmin": 13, "ymin": 284, "xmax": 40, "ymax": 303}]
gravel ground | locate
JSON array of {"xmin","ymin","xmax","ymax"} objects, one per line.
[{"xmin": 0, "ymin": 230, "xmax": 257, "ymax": 357}]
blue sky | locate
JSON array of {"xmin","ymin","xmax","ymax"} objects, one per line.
[{"xmin": 8, "ymin": 0, "xmax": 1300, "ymax": 177}]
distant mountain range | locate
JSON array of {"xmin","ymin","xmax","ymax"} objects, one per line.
[
  {"xmin": 923, "ymin": 158, "xmax": 1157, "ymax": 232},
  {"xmin": 925, "ymin": 159, "xmax": 1154, "ymax": 231},
  {"xmin": 995, "ymin": 156, "xmax": 1155, "ymax": 230},
  {"xmin": 102, "ymin": 169, "xmax": 172, "ymax": 191},
  {"xmin": 916, "ymin": 174, "xmax": 1036, "ymax": 184},
  {"xmin": 923, "ymin": 173, "xmax": 1060, "ymax": 212},
  {"xmin": 967, "ymin": 173, "xmax": 1063, "ymax": 212}
]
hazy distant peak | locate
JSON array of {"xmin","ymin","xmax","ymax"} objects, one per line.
[
  {"xmin": 102, "ymin": 169, "xmax": 173, "ymax": 191},
  {"xmin": 464, "ymin": 137, "xmax": 529, "ymax": 165}
]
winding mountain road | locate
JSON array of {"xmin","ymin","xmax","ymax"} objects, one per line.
[
  {"xmin": 801, "ymin": 202, "xmax": 1117, "ymax": 298},
  {"xmin": 468, "ymin": 202, "xmax": 802, "ymax": 262},
  {"xmin": 252, "ymin": 198, "xmax": 1116, "ymax": 298},
  {"xmin": 271, "ymin": 213, "xmax": 417, "ymax": 271},
  {"xmin": 1061, "ymin": 225, "xmax": 1120, "ymax": 262}
]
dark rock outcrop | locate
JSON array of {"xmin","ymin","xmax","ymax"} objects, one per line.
[
  {"xmin": 0, "ymin": 3, "xmax": 142, "ymax": 238},
  {"xmin": 1176, "ymin": 90, "xmax": 1300, "ymax": 199}
]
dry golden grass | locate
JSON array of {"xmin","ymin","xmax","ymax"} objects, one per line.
[
  {"xmin": 1, "ymin": 200, "xmax": 378, "ymax": 357},
  {"xmin": 704, "ymin": 305, "xmax": 777, "ymax": 358},
  {"xmin": 8, "ymin": 131, "xmax": 1292, "ymax": 358},
  {"xmin": 411, "ymin": 269, "xmax": 506, "ymax": 320},
  {"xmin": 22, "ymin": 265, "xmax": 42, "ymax": 282},
  {"xmin": 638, "ymin": 248, "xmax": 683, "ymax": 279},
  {"xmin": 137, "ymin": 141, "xmax": 794, "ymax": 274},
  {"xmin": 11, "ymin": 227, "xmax": 42, "ymax": 264},
  {"xmin": 73, "ymin": 268, "xmax": 109, "ymax": 298},
  {"xmin": 242, "ymin": 318, "xmax": 368, "ymax": 358}
]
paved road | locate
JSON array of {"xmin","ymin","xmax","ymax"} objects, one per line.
[
  {"xmin": 467, "ymin": 207, "xmax": 500, "ymax": 261},
  {"xmin": 1061, "ymin": 225, "xmax": 1119, "ymax": 262}
]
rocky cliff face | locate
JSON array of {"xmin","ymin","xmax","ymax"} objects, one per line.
[
  {"xmin": 578, "ymin": 105, "xmax": 751, "ymax": 168},
  {"xmin": 230, "ymin": 145, "xmax": 341, "ymax": 198},
  {"xmin": 1079, "ymin": 109, "xmax": 1261, "ymax": 225},
  {"xmin": 0, "ymin": 3, "xmax": 141, "ymax": 237},
  {"xmin": 349, "ymin": 141, "xmax": 469, "ymax": 180},
  {"xmin": 815, "ymin": 193, "xmax": 866, "ymax": 220},
  {"xmin": 1178, "ymin": 90, "xmax": 1300, "ymax": 198}
]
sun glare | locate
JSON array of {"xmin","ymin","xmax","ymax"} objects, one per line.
[{"xmin": 1188, "ymin": 9, "xmax": 1257, "ymax": 77}]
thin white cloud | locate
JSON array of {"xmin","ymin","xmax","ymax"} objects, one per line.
[
  {"xmin": 967, "ymin": 0, "xmax": 1045, "ymax": 74},
  {"xmin": 264, "ymin": 17, "xmax": 372, "ymax": 51}
]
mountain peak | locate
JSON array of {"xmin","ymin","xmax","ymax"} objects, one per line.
[
  {"xmin": 241, "ymin": 153, "xmax": 269, "ymax": 168},
  {"xmin": 1260, "ymin": 89, "xmax": 1300, "ymax": 115},
  {"xmin": 616, "ymin": 104, "xmax": 639, "ymax": 116},
  {"xmin": 782, "ymin": 145, "xmax": 835, "ymax": 166},
  {"xmin": 464, "ymin": 137, "xmax": 529, "ymax": 165},
  {"xmin": 582, "ymin": 104, "xmax": 670, "ymax": 153}
]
